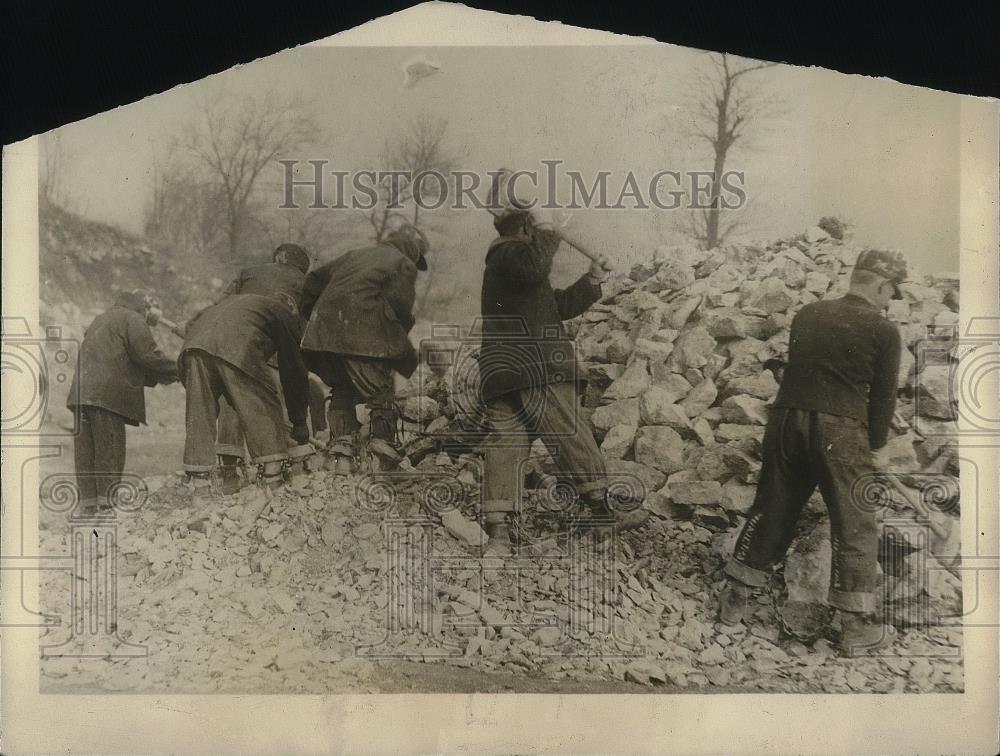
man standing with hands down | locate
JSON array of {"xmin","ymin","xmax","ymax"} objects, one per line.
[
  {"xmin": 719, "ymin": 249, "xmax": 908, "ymax": 655},
  {"xmin": 478, "ymin": 198, "xmax": 645, "ymax": 553}
]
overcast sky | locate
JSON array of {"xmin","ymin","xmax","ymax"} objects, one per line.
[{"xmin": 48, "ymin": 43, "xmax": 961, "ymax": 274}]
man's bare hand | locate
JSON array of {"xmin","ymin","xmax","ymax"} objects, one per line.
[{"xmin": 588, "ymin": 253, "xmax": 612, "ymax": 283}]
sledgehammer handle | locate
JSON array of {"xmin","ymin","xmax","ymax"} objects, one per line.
[
  {"xmin": 556, "ymin": 229, "xmax": 605, "ymax": 267},
  {"xmin": 487, "ymin": 168, "xmax": 607, "ymax": 268},
  {"xmin": 157, "ymin": 317, "xmax": 186, "ymax": 338}
]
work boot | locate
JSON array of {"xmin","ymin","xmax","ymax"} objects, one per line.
[
  {"xmin": 718, "ymin": 579, "xmax": 753, "ymax": 626},
  {"xmin": 367, "ymin": 438, "xmax": 402, "ymax": 471},
  {"xmin": 484, "ymin": 517, "xmax": 514, "ymax": 557},
  {"xmin": 186, "ymin": 472, "xmax": 214, "ymax": 507},
  {"xmin": 219, "ymin": 465, "xmax": 243, "ymax": 495},
  {"xmin": 327, "ymin": 437, "xmax": 356, "ymax": 475},
  {"xmin": 840, "ymin": 612, "xmax": 898, "ymax": 656}
]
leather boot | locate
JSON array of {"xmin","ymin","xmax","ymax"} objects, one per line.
[
  {"xmin": 218, "ymin": 455, "xmax": 243, "ymax": 495},
  {"xmin": 718, "ymin": 579, "xmax": 753, "ymax": 626},
  {"xmin": 327, "ymin": 408, "xmax": 360, "ymax": 474},
  {"xmin": 840, "ymin": 612, "xmax": 898, "ymax": 656},
  {"xmin": 484, "ymin": 516, "xmax": 514, "ymax": 556}
]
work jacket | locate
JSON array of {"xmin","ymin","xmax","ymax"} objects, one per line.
[
  {"xmin": 224, "ymin": 262, "xmax": 305, "ymax": 306},
  {"xmin": 181, "ymin": 294, "xmax": 309, "ymax": 427},
  {"xmin": 67, "ymin": 292, "xmax": 178, "ymax": 425},
  {"xmin": 774, "ymin": 293, "xmax": 902, "ymax": 449},
  {"xmin": 300, "ymin": 241, "xmax": 419, "ymax": 376},
  {"xmin": 479, "ymin": 230, "xmax": 602, "ymax": 402}
]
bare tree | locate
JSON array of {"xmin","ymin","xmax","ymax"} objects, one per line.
[
  {"xmin": 368, "ymin": 114, "xmax": 457, "ymax": 241},
  {"xmin": 683, "ymin": 53, "xmax": 778, "ymax": 249},
  {"xmin": 183, "ymin": 91, "xmax": 320, "ymax": 259},
  {"xmin": 144, "ymin": 139, "xmax": 229, "ymax": 260}
]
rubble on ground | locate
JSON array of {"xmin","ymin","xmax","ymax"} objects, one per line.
[{"xmin": 39, "ymin": 222, "xmax": 963, "ymax": 694}]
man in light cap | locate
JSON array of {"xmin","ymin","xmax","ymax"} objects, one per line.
[
  {"xmin": 719, "ymin": 248, "xmax": 908, "ymax": 655},
  {"xmin": 300, "ymin": 223, "xmax": 429, "ymax": 469},
  {"xmin": 68, "ymin": 289, "xmax": 179, "ymax": 513},
  {"xmin": 478, "ymin": 202, "xmax": 642, "ymax": 553}
]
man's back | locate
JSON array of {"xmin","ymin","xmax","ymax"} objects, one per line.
[
  {"xmin": 300, "ymin": 244, "xmax": 417, "ymax": 361},
  {"xmin": 774, "ymin": 293, "xmax": 901, "ymax": 448},
  {"xmin": 183, "ymin": 294, "xmax": 301, "ymax": 386},
  {"xmin": 226, "ymin": 262, "xmax": 304, "ymax": 304}
]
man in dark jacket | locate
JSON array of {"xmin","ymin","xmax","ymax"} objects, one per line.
[
  {"xmin": 300, "ymin": 223, "xmax": 428, "ymax": 469},
  {"xmin": 210, "ymin": 243, "xmax": 315, "ymax": 491},
  {"xmin": 719, "ymin": 249, "xmax": 908, "ymax": 655},
  {"xmin": 479, "ymin": 205, "xmax": 633, "ymax": 550},
  {"xmin": 180, "ymin": 292, "xmax": 310, "ymax": 489},
  {"xmin": 68, "ymin": 289, "xmax": 178, "ymax": 512}
]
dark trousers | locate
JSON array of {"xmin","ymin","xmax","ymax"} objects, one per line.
[
  {"xmin": 215, "ymin": 373, "xmax": 328, "ymax": 458},
  {"xmin": 182, "ymin": 352, "xmax": 290, "ymax": 473},
  {"xmin": 482, "ymin": 382, "xmax": 608, "ymax": 522},
  {"xmin": 726, "ymin": 407, "xmax": 879, "ymax": 613},
  {"xmin": 307, "ymin": 352, "xmax": 395, "ymax": 443},
  {"xmin": 73, "ymin": 405, "xmax": 127, "ymax": 506}
]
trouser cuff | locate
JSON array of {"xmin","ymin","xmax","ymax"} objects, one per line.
[
  {"xmin": 829, "ymin": 589, "xmax": 877, "ymax": 613},
  {"xmin": 251, "ymin": 452, "xmax": 287, "ymax": 465},
  {"xmin": 214, "ymin": 444, "xmax": 245, "ymax": 458},
  {"xmin": 724, "ymin": 558, "xmax": 770, "ymax": 588},
  {"xmin": 576, "ymin": 479, "xmax": 609, "ymax": 497},
  {"xmin": 482, "ymin": 498, "xmax": 516, "ymax": 516},
  {"xmin": 183, "ymin": 463, "xmax": 215, "ymax": 473}
]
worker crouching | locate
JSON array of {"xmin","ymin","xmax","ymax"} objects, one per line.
[{"xmin": 180, "ymin": 291, "xmax": 310, "ymax": 491}]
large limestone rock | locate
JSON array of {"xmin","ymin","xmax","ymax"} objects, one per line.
[
  {"xmin": 680, "ymin": 378, "xmax": 718, "ymax": 418},
  {"xmin": 701, "ymin": 308, "xmax": 749, "ymax": 339},
  {"xmin": 721, "ymin": 395, "xmax": 770, "ymax": 425},
  {"xmin": 719, "ymin": 370, "xmax": 779, "ymax": 401},
  {"xmin": 745, "ymin": 277, "xmax": 796, "ymax": 314},
  {"xmin": 634, "ymin": 426, "xmax": 687, "ymax": 474},
  {"xmin": 667, "ymin": 325, "xmax": 717, "ymax": 372},
  {"xmin": 669, "ymin": 480, "xmax": 724, "ymax": 507},
  {"xmin": 604, "ymin": 358, "xmax": 651, "ymax": 400},
  {"xmin": 639, "ymin": 387, "xmax": 691, "ymax": 431},
  {"xmin": 592, "ymin": 398, "xmax": 640, "ymax": 431},
  {"xmin": 600, "ymin": 424, "xmax": 637, "ymax": 459}
]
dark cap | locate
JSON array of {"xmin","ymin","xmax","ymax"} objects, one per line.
[
  {"xmin": 855, "ymin": 248, "xmax": 908, "ymax": 298},
  {"xmin": 385, "ymin": 224, "xmax": 429, "ymax": 271},
  {"xmin": 274, "ymin": 243, "xmax": 312, "ymax": 273},
  {"xmin": 115, "ymin": 288, "xmax": 150, "ymax": 313}
]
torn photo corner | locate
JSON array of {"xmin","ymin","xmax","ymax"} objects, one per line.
[{"xmin": 2, "ymin": 3, "xmax": 998, "ymax": 755}]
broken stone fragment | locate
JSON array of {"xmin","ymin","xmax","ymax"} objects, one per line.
[
  {"xmin": 680, "ymin": 378, "xmax": 718, "ymax": 418},
  {"xmin": 634, "ymin": 425, "xmax": 686, "ymax": 474},
  {"xmin": 603, "ymin": 358, "xmax": 651, "ymax": 400},
  {"xmin": 600, "ymin": 424, "xmax": 637, "ymax": 459},
  {"xmin": 669, "ymin": 481, "xmax": 724, "ymax": 507},
  {"xmin": 639, "ymin": 387, "xmax": 690, "ymax": 431},
  {"xmin": 633, "ymin": 338, "xmax": 674, "ymax": 364},
  {"xmin": 440, "ymin": 509, "xmax": 487, "ymax": 548},
  {"xmin": 667, "ymin": 325, "xmax": 717, "ymax": 373},
  {"xmin": 721, "ymin": 395, "xmax": 770, "ymax": 425},
  {"xmin": 591, "ymin": 398, "xmax": 640, "ymax": 432},
  {"xmin": 667, "ymin": 296, "xmax": 703, "ymax": 330},
  {"xmin": 745, "ymin": 277, "xmax": 796, "ymax": 314}
]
